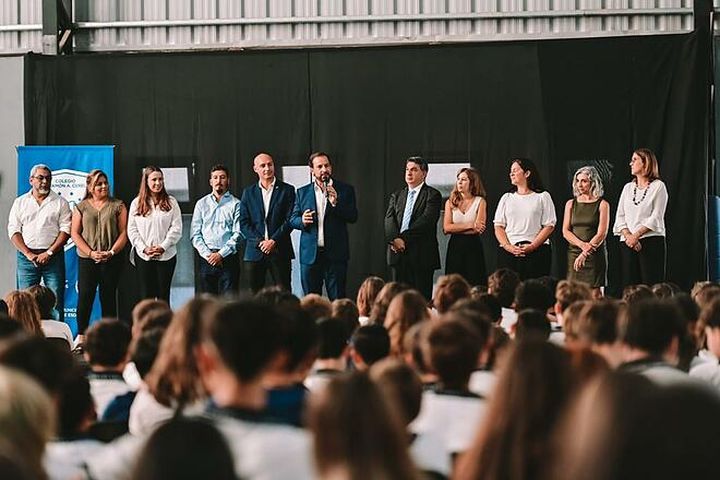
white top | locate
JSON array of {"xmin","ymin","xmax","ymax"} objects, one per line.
[
  {"xmin": 41, "ymin": 320, "xmax": 73, "ymax": 347},
  {"xmin": 689, "ymin": 362, "xmax": 720, "ymax": 391},
  {"xmin": 7, "ymin": 190, "xmax": 72, "ymax": 249},
  {"xmin": 500, "ymin": 307, "xmax": 518, "ymax": 333},
  {"xmin": 451, "ymin": 196, "xmax": 482, "ymax": 224},
  {"xmin": 89, "ymin": 376, "xmax": 133, "ymax": 417},
  {"xmin": 128, "ymin": 386, "xmax": 175, "ymax": 436},
  {"xmin": 260, "ymin": 178, "xmax": 276, "ymax": 238},
  {"xmin": 410, "ymin": 430, "xmax": 452, "ymax": 476},
  {"xmin": 493, "ymin": 191, "xmax": 557, "ymax": 244},
  {"xmin": 127, "ymin": 196, "xmax": 182, "ymax": 261},
  {"xmin": 468, "ymin": 370, "xmax": 497, "ymax": 398},
  {"xmin": 45, "ymin": 439, "xmax": 105, "ymax": 480},
  {"xmin": 613, "ymin": 180, "xmax": 667, "ymax": 240},
  {"xmin": 313, "ymin": 180, "xmax": 330, "ymax": 247},
  {"xmin": 410, "ymin": 390, "xmax": 487, "ymax": 454}
]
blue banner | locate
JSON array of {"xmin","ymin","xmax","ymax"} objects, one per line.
[{"xmin": 16, "ymin": 145, "xmax": 115, "ymax": 336}]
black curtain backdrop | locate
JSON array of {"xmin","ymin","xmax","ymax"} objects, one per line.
[{"xmin": 24, "ymin": 31, "xmax": 710, "ymax": 319}]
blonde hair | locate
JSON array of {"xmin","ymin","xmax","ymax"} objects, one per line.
[
  {"xmin": 5, "ymin": 290, "xmax": 42, "ymax": 336},
  {"xmin": 83, "ymin": 169, "xmax": 109, "ymax": 200}
]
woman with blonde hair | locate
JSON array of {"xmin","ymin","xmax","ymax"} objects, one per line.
[
  {"xmin": 444, "ymin": 167, "xmax": 488, "ymax": 285},
  {"xmin": 613, "ymin": 148, "xmax": 668, "ymax": 287},
  {"xmin": 71, "ymin": 169, "xmax": 128, "ymax": 335},
  {"xmin": 4, "ymin": 290, "xmax": 42, "ymax": 335},
  {"xmin": 562, "ymin": 166, "xmax": 609, "ymax": 296},
  {"xmin": 356, "ymin": 276, "xmax": 385, "ymax": 325}
]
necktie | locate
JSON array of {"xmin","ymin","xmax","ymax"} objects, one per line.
[{"xmin": 400, "ymin": 189, "xmax": 417, "ymax": 233}]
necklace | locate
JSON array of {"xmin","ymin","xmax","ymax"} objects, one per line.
[{"xmin": 632, "ymin": 183, "xmax": 650, "ymax": 205}]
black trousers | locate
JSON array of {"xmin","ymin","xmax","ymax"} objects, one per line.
[
  {"xmin": 619, "ymin": 236, "xmax": 666, "ymax": 287},
  {"xmin": 76, "ymin": 255, "xmax": 124, "ymax": 334},
  {"xmin": 134, "ymin": 252, "xmax": 177, "ymax": 303},
  {"xmin": 392, "ymin": 261, "xmax": 435, "ymax": 302},
  {"xmin": 246, "ymin": 256, "xmax": 291, "ymax": 293},
  {"xmin": 198, "ymin": 253, "xmax": 239, "ymax": 296},
  {"xmin": 496, "ymin": 243, "xmax": 552, "ymax": 280}
]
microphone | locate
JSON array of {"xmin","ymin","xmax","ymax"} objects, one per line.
[{"xmin": 323, "ymin": 177, "xmax": 330, "ymax": 199}]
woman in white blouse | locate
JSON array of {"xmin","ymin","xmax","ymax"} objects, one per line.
[
  {"xmin": 613, "ymin": 148, "xmax": 668, "ymax": 287},
  {"xmin": 127, "ymin": 166, "xmax": 182, "ymax": 302},
  {"xmin": 494, "ymin": 158, "xmax": 557, "ymax": 280}
]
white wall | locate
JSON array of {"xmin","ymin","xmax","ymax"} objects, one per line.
[{"xmin": 0, "ymin": 56, "xmax": 24, "ymax": 296}]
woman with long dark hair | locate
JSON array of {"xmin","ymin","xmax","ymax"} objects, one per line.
[
  {"xmin": 127, "ymin": 166, "xmax": 182, "ymax": 302},
  {"xmin": 71, "ymin": 169, "xmax": 127, "ymax": 335},
  {"xmin": 493, "ymin": 158, "xmax": 557, "ymax": 279},
  {"xmin": 613, "ymin": 148, "xmax": 668, "ymax": 287},
  {"xmin": 443, "ymin": 167, "xmax": 488, "ymax": 286}
]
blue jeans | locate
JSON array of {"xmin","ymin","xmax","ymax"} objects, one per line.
[
  {"xmin": 198, "ymin": 253, "xmax": 239, "ymax": 296},
  {"xmin": 16, "ymin": 251, "xmax": 65, "ymax": 322}
]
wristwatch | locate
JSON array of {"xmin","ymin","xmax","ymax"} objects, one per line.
[{"xmin": 46, "ymin": 249, "xmax": 53, "ymax": 256}]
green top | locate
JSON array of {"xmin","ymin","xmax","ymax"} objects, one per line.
[
  {"xmin": 75, "ymin": 198, "xmax": 124, "ymax": 258},
  {"xmin": 568, "ymin": 199, "xmax": 601, "ymax": 249}
]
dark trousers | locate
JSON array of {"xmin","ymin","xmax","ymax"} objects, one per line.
[
  {"xmin": 620, "ymin": 236, "xmax": 666, "ymax": 287},
  {"xmin": 496, "ymin": 243, "xmax": 552, "ymax": 280},
  {"xmin": 392, "ymin": 261, "xmax": 435, "ymax": 302},
  {"xmin": 134, "ymin": 252, "xmax": 177, "ymax": 303},
  {"xmin": 300, "ymin": 248, "xmax": 347, "ymax": 300},
  {"xmin": 246, "ymin": 256, "xmax": 291, "ymax": 293},
  {"xmin": 198, "ymin": 253, "xmax": 239, "ymax": 296},
  {"xmin": 76, "ymin": 255, "xmax": 123, "ymax": 334}
]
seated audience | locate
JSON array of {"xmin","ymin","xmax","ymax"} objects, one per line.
[
  {"xmin": 433, "ymin": 274, "xmax": 471, "ymax": 314},
  {"xmin": 368, "ymin": 281, "xmax": 410, "ymax": 326},
  {"xmin": 454, "ymin": 341, "xmax": 580, "ymax": 480},
  {"xmin": 348, "ymin": 324, "xmax": 390, "ymax": 370},
  {"xmin": 331, "ymin": 298, "xmax": 360, "ymax": 334},
  {"xmin": 305, "ymin": 318, "xmax": 350, "ymax": 392},
  {"xmin": 0, "ymin": 336, "xmax": 74, "ymax": 395},
  {"xmin": 691, "ymin": 281, "xmax": 720, "ymax": 310},
  {"xmin": 370, "ymin": 359, "xmax": 450, "ymax": 477},
  {"xmin": 513, "ymin": 309, "xmax": 551, "ymax": 341},
  {"xmin": 446, "ymin": 304, "xmax": 496, "ymax": 398},
  {"xmin": 385, "ymin": 290, "xmax": 430, "ymax": 357},
  {"xmin": 356, "ymin": 276, "xmax": 385, "ymax": 326},
  {"xmin": 27, "ymin": 285, "xmax": 73, "ymax": 348},
  {"xmin": 402, "ymin": 322, "xmax": 438, "ymax": 387},
  {"xmin": 671, "ymin": 292, "xmax": 704, "ymax": 371},
  {"xmin": 412, "ymin": 315, "xmax": 486, "ymax": 455},
  {"xmin": 487, "ymin": 268, "xmax": 520, "ymax": 331},
  {"xmin": 652, "ymin": 282, "xmax": 680, "ymax": 299},
  {"xmin": 125, "ymin": 299, "xmax": 172, "ymax": 389},
  {"xmin": 4, "ymin": 290, "xmax": 43, "ymax": 336},
  {"xmin": 513, "ymin": 279, "xmax": 555, "ymax": 317},
  {"xmin": 132, "ymin": 418, "xmax": 237, "ymax": 480},
  {"xmin": 622, "ymin": 284, "xmax": 654, "ymax": 303},
  {"xmin": 300, "ymin": 294, "xmax": 332, "ymax": 320},
  {"xmin": 84, "ymin": 319, "xmax": 133, "ymax": 417},
  {"xmin": 307, "ymin": 372, "xmax": 420, "ymax": 480},
  {"xmin": 690, "ymin": 297, "xmax": 720, "ymax": 389},
  {"xmin": 561, "ymin": 300, "xmax": 592, "ymax": 346},
  {"xmin": 552, "ymin": 280, "xmax": 592, "ymax": 344},
  {"xmin": 571, "ymin": 299, "xmax": 624, "ymax": 367},
  {"xmin": 255, "ymin": 286, "xmax": 301, "ymax": 308},
  {"xmin": 263, "ymin": 306, "xmax": 318, "ymax": 427},
  {"xmin": 0, "ymin": 366, "xmax": 55, "ymax": 480}
]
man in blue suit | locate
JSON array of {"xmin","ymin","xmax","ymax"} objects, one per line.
[
  {"xmin": 239, "ymin": 153, "xmax": 296, "ymax": 292},
  {"xmin": 289, "ymin": 152, "xmax": 358, "ymax": 300}
]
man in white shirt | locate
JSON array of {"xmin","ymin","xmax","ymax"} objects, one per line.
[
  {"xmin": 191, "ymin": 164, "xmax": 242, "ymax": 295},
  {"xmin": 8, "ymin": 164, "xmax": 71, "ymax": 322}
]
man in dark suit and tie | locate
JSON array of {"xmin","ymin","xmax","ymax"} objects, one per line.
[
  {"xmin": 289, "ymin": 152, "xmax": 358, "ymax": 300},
  {"xmin": 238, "ymin": 153, "xmax": 296, "ymax": 292},
  {"xmin": 384, "ymin": 156, "xmax": 441, "ymax": 301}
]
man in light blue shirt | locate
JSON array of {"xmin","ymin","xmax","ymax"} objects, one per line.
[{"xmin": 191, "ymin": 164, "xmax": 242, "ymax": 295}]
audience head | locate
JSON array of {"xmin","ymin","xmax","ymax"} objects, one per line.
[
  {"xmin": 554, "ymin": 280, "xmax": 592, "ymax": 316},
  {"xmin": 562, "ymin": 300, "xmax": 592, "ymax": 344},
  {"xmin": 3, "ymin": 290, "xmax": 42, "ymax": 336},
  {"xmin": 84, "ymin": 319, "xmax": 132, "ymax": 370},
  {"xmin": 0, "ymin": 314, "xmax": 24, "ymax": 342},
  {"xmin": 331, "ymin": 299, "xmax": 360, "ymax": 334},
  {"xmin": 56, "ymin": 365, "xmax": 96, "ymax": 439},
  {"xmin": 402, "ymin": 321, "xmax": 434, "ymax": 380},
  {"xmin": 132, "ymin": 327, "xmax": 167, "ymax": 380},
  {"xmin": 0, "ymin": 366, "xmax": 55, "ymax": 480},
  {"xmin": 146, "ymin": 296, "xmax": 216, "ymax": 408},
  {"xmin": 131, "ymin": 299, "xmax": 172, "ymax": 338},
  {"xmin": 300, "ymin": 294, "xmax": 332, "ymax": 321},
  {"xmin": 433, "ymin": 274, "xmax": 471, "ymax": 314},
  {"xmin": 514, "ymin": 309, "xmax": 551, "ymax": 341},
  {"xmin": 369, "ymin": 281, "xmax": 410, "ymax": 326},
  {"xmin": 619, "ymin": 299, "xmax": 684, "ymax": 362},
  {"xmin": 349, "ymin": 324, "xmax": 390, "ymax": 370},
  {"xmin": 460, "ymin": 294, "xmax": 502, "ymax": 324},
  {"xmin": 356, "ymin": 276, "xmax": 385, "ymax": 318},
  {"xmin": 384, "ymin": 290, "xmax": 430, "ymax": 357},
  {"xmin": 255, "ymin": 286, "xmax": 300, "ymax": 309},
  {"xmin": 455, "ymin": 341, "xmax": 577, "ymax": 480},
  {"xmin": 275, "ymin": 306, "xmax": 318, "ymax": 374},
  {"xmin": 0, "ymin": 336, "xmax": 75, "ymax": 395},
  {"xmin": 487, "ymin": 268, "xmax": 521, "ymax": 308},
  {"xmin": 552, "ymin": 371, "xmax": 720, "ymax": 480},
  {"xmin": 652, "ymin": 282, "xmax": 679, "ymax": 299},
  {"xmin": 514, "ymin": 279, "xmax": 554, "ymax": 313},
  {"xmin": 622, "ymin": 284, "xmax": 654, "ymax": 304},
  {"xmin": 424, "ymin": 315, "xmax": 482, "ymax": 391},
  {"xmin": 699, "ymin": 296, "xmax": 720, "ymax": 357},
  {"xmin": 315, "ymin": 318, "xmax": 350, "ymax": 361},
  {"xmin": 308, "ymin": 372, "xmax": 419, "ymax": 480},
  {"xmin": 370, "ymin": 358, "xmax": 423, "ymax": 426},
  {"xmin": 25, "ymin": 285, "xmax": 56, "ymax": 320},
  {"xmin": 133, "ymin": 418, "xmax": 237, "ymax": 480},
  {"xmin": 692, "ymin": 282, "xmax": 720, "ymax": 310}
]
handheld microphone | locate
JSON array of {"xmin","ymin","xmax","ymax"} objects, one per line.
[{"xmin": 323, "ymin": 177, "xmax": 330, "ymax": 199}]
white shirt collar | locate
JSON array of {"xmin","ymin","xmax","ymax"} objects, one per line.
[
  {"xmin": 407, "ymin": 182, "xmax": 425, "ymax": 194},
  {"xmin": 314, "ymin": 178, "xmax": 333, "ymax": 191},
  {"xmin": 259, "ymin": 178, "xmax": 276, "ymax": 192}
]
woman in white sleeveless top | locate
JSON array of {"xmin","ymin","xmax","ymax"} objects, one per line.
[{"xmin": 443, "ymin": 167, "xmax": 487, "ymax": 286}]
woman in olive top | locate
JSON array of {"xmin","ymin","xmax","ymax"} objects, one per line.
[{"xmin": 71, "ymin": 170, "xmax": 128, "ymax": 335}]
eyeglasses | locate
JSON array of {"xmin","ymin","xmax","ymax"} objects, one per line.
[{"xmin": 32, "ymin": 175, "xmax": 51, "ymax": 182}]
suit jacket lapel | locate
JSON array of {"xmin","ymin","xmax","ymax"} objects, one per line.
[
  {"xmin": 266, "ymin": 183, "xmax": 280, "ymax": 218},
  {"xmin": 397, "ymin": 187, "xmax": 408, "ymax": 223},
  {"xmin": 252, "ymin": 184, "xmax": 266, "ymax": 218}
]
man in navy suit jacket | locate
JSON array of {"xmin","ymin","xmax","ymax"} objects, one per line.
[
  {"xmin": 289, "ymin": 152, "xmax": 358, "ymax": 300},
  {"xmin": 239, "ymin": 153, "xmax": 296, "ymax": 292}
]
